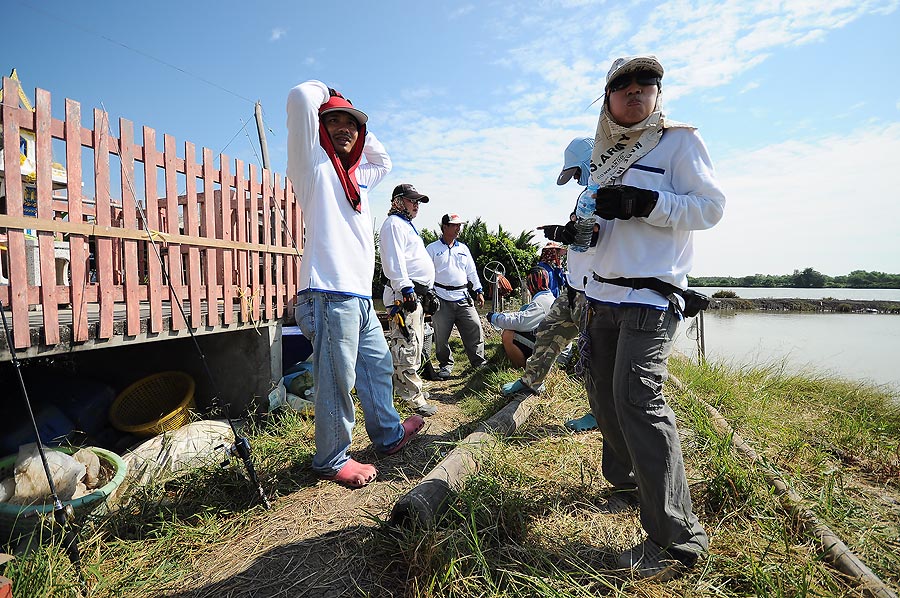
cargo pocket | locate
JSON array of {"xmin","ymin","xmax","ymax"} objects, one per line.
[{"xmin": 627, "ymin": 360, "xmax": 667, "ymax": 411}]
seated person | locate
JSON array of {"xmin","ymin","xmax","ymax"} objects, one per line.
[
  {"xmin": 537, "ymin": 242, "xmax": 567, "ymax": 298},
  {"xmin": 486, "ymin": 268, "xmax": 556, "ymax": 368}
]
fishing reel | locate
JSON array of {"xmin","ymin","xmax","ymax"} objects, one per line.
[
  {"xmin": 217, "ymin": 436, "xmax": 272, "ymax": 509},
  {"xmin": 482, "ymin": 260, "xmax": 506, "ymax": 285}
]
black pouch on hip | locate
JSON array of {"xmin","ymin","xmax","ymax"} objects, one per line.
[
  {"xmin": 414, "ymin": 283, "xmax": 441, "ymax": 316},
  {"xmin": 681, "ymin": 288, "xmax": 710, "ymax": 318}
]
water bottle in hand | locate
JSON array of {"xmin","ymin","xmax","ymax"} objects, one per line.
[{"xmin": 570, "ymin": 184, "xmax": 598, "ymax": 253}]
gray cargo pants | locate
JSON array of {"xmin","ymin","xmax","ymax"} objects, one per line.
[
  {"xmin": 431, "ymin": 296, "xmax": 487, "ymax": 372},
  {"xmin": 585, "ymin": 301, "xmax": 708, "ymax": 558}
]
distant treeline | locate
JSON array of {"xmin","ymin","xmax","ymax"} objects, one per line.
[{"xmin": 688, "ymin": 268, "xmax": 900, "ymax": 289}]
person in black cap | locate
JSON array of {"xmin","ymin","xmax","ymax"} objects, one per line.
[
  {"xmin": 425, "ymin": 213, "xmax": 488, "ymax": 379},
  {"xmin": 379, "ymin": 184, "xmax": 438, "ymax": 416}
]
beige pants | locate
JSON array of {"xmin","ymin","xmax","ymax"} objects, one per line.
[{"xmin": 387, "ymin": 305, "xmax": 429, "ymax": 408}]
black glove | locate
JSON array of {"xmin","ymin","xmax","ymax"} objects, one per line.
[
  {"xmin": 486, "ymin": 311, "xmax": 496, "ymax": 324},
  {"xmin": 594, "ymin": 185, "xmax": 658, "ymax": 220},
  {"xmin": 401, "ymin": 287, "xmax": 418, "ymax": 312},
  {"xmin": 328, "ymin": 87, "xmax": 340, "ymax": 97},
  {"xmin": 540, "ymin": 222, "xmax": 577, "ymax": 244}
]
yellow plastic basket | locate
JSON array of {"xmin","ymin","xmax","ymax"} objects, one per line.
[{"xmin": 109, "ymin": 371, "xmax": 196, "ymax": 436}]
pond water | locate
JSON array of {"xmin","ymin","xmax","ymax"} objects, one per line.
[
  {"xmin": 673, "ymin": 309, "xmax": 900, "ymax": 395},
  {"xmin": 691, "ymin": 287, "xmax": 900, "ymax": 301}
]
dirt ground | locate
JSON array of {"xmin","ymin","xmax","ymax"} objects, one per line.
[{"xmin": 162, "ymin": 367, "xmax": 485, "ymax": 598}]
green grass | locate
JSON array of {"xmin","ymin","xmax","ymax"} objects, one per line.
[{"xmin": 3, "ymin": 339, "xmax": 899, "ymax": 597}]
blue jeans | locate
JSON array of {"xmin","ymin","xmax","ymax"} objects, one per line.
[{"xmin": 294, "ymin": 292, "xmax": 404, "ymax": 475}]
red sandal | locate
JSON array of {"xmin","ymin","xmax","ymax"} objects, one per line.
[
  {"xmin": 319, "ymin": 458, "xmax": 377, "ymax": 489},
  {"xmin": 381, "ymin": 414, "xmax": 425, "ymax": 455}
]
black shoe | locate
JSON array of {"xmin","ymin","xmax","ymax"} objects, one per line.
[
  {"xmin": 596, "ymin": 489, "xmax": 639, "ymax": 514},
  {"xmin": 414, "ymin": 403, "xmax": 438, "ymax": 417},
  {"xmin": 434, "ymin": 366, "xmax": 452, "ymax": 380},
  {"xmin": 616, "ymin": 539, "xmax": 695, "ymax": 581}
]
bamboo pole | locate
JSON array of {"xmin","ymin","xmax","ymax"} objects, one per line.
[
  {"xmin": 389, "ymin": 394, "xmax": 536, "ymax": 528},
  {"xmin": 669, "ymin": 374, "xmax": 897, "ymax": 598}
]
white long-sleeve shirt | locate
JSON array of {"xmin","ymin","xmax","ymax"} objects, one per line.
[
  {"xmin": 286, "ymin": 80, "xmax": 391, "ymax": 297},
  {"xmin": 585, "ymin": 127, "xmax": 725, "ymax": 308},
  {"xmin": 490, "ymin": 290, "xmax": 555, "ymax": 332},
  {"xmin": 379, "ymin": 215, "xmax": 435, "ymax": 305},
  {"xmin": 426, "ymin": 238, "xmax": 483, "ymax": 302}
]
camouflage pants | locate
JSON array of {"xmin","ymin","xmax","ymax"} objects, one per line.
[
  {"xmin": 387, "ymin": 306, "xmax": 429, "ymax": 408},
  {"xmin": 521, "ymin": 290, "xmax": 586, "ymax": 388}
]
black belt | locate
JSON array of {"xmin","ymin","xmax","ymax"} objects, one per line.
[
  {"xmin": 592, "ymin": 274, "xmax": 710, "ymax": 317},
  {"xmin": 592, "ymin": 274, "xmax": 681, "ymax": 302},
  {"xmin": 434, "ymin": 282, "xmax": 468, "ymax": 290}
]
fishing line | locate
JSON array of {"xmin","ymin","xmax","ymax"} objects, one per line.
[
  {"xmin": 20, "ymin": 1, "xmax": 255, "ymax": 105},
  {"xmin": 215, "ymin": 114, "xmax": 255, "ymax": 159},
  {"xmin": 98, "ymin": 102, "xmax": 271, "ymax": 509},
  {"xmin": 0, "ymin": 297, "xmax": 84, "ymax": 585}
]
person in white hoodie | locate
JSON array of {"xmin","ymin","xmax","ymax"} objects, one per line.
[
  {"xmin": 380, "ymin": 183, "xmax": 438, "ymax": 417},
  {"xmin": 501, "ymin": 137, "xmax": 599, "ymax": 434},
  {"xmin": 286, "ymin": 81, "xmax": 423, "ymax": 490},
  {"xmin": 583, "ymin": 55, "xmax": 725, "ymax": 580}
]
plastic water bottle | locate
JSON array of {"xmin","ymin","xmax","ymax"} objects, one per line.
[{"xmin": 570, "ymin": 184, "xmax": 598, "ymax": 253}]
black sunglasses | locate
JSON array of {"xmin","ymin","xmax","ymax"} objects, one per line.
[{"xmin": 607, "ymin": 70, "xmax": 661, "ymax": 93}]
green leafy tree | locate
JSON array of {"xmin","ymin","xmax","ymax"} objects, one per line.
[
  {"xmin": 420, "ymin": 217, "xmax": 539, "ymax": 294},
  {"xmin": 790, "ymin": 267, "xmax": 826, "ymax": 288}
]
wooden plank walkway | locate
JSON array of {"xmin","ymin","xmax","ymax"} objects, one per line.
[{"xmin": 0, "ymin": 299, "xmax": 274, "ymax": 360}]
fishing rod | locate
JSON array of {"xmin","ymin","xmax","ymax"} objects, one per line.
[
  {"xmin": 99, "ymin": 104, "xmax": 271, "ymax": 509},
  {"xmin": 0, "ymin": 296, "xmax": 84, "ymax": 581}
]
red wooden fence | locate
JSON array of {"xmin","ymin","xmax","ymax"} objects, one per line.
[{"xmin": 0, "ymin": 77, "xmax": 302, "ymax": 353}]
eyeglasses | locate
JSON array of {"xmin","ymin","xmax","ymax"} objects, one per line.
[
  {"xmin": 607, "ymin": 70, "xmax": 660, "ymax": 93},
  {"xmin": 393, "ymin": 195, "xmax": 421, "ymax": 204}
]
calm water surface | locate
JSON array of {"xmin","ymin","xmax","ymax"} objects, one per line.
[
  {"xmin": 691, "ymin": 287, "xmax": 900, "ymax": 301},
  {"xmin": 673, "ymin": 310, "xmax": 900, "ymax": 394}
]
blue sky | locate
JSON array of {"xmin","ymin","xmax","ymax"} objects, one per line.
[{"xmin": 5, "ymin": 0, "xmax": 899, "ymax": 277}]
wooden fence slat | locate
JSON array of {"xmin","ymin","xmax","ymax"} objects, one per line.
[
  {"xmin": 65, "ymin": 98, "xmax": 89, "ymax": 342},
  {"xmin": 248, "ymin": 163, "xmax": 261, "ymax": 323},
  {"xmin": 163, "ymin": 133, "xmax": 185, "ymax": 330},
  {"xmin": 290, "ymin": 177, "xmax": 303, "ymax": 301},
  {"xmin": 36, "ymin": 88, "xmax": 60, "ymax": 344},
  {"xmin": 272, "ymin": 172, "xmax": 284, "ymax": 319},
  {"xmin": 261, "ymin": 172, "xmax": 273, "ymax": 321},
  {"xmin": 142, "ymin": 126, "xmax": 163, "ymax": 333},
  {"xmin": 219, "ymin": 157, "xmax": 234, "ymax": 325},
  {"xmin": 184, "ymin": 142, "xmax": 203, "ymax": 329},
  {"xmin": 201, "ymin": 148, "xmax": 218, "ymax": 327},
  {"xmin": 233, "ymin": 159, "xmax": 249, "ymax": 323},
  {"xmin": 282, "ymin": 178, "xmax": 295, "ymax": 307},
  {"xmin": 119, "ymin": 118, "xmax": 140, "ymax": 336},
  {"xmin": 2, "ymin": 78, "xmax": 30, "ymax": 348},
  {"xmin": 93, "ymin": 108, "xmax": 115, "ymax": 339}
]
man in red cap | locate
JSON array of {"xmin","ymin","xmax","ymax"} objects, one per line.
[{"xmin": 286, "ymin": 81, "xmax": 423, "ymax": 489}]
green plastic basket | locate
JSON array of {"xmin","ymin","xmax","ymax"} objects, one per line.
[{"xmin": 0, "ymin": 446, "xmax": 127, "ymax": 546}]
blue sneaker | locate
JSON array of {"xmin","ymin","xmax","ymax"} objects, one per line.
[{"xmin": 500, "ymin": 379, "xmax": 542, "ymax": 397}]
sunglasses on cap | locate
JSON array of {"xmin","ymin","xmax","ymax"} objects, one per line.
[{"xmin": 607, "ymin": 70, "xmax": 661, "ymax": 93}]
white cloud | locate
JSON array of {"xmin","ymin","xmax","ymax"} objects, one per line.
[
  {"xmin": 448, "ymin": 4, "xmax": 475, "ymax": 19},
  {"xmin": 270, "ymin": 28, "xmax": 286, "ymax": 42},
  {"xmin": 695, "ymin": 122, "xmax": 900, "ymax": 276}
]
